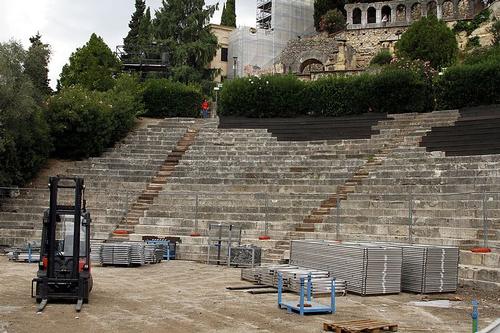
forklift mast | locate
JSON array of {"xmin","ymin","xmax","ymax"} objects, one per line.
[{"xmin": 33, "ymin": 176, "xmax": 92, "ymax": 312}]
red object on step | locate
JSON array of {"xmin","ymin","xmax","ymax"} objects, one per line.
[
  {"xmin": 259, "ymin": 235, "xmax": 271, "ymax": 240},
  {"xmin": 113, "ymin": 229, "xmax": 129, "ymax": 235},
  {"xmin": 471, "ymin": 247, "xmax": 491, "ymax": 253},
  {"xmin": 190, "ymin": 232, "xmax": 201, "ymax": 237}
]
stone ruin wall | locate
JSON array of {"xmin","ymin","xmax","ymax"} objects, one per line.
[
  {"xmin": 275, "ymin": 0, "xmax": 496, "ymax": 79},
  {"xmin": 278, "ymin": 27, "xmax": 405, "ymax": 74},
  {"xmin": 344, "ymin": 27, "xmax": 406, "ymax": 69}
]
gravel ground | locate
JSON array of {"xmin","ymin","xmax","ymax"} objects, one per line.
[{"xmin": 0, "ymin": 257, "xmax": 498, "ymax": 333}]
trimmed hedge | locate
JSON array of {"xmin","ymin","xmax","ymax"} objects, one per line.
[
  {"xmin": 220, "ymin": 69, "xmax": 434, "ymax": 118},
  {"xmin": 435, "ymin": 61, "xmax": 500, "ymax": 110},
  {"xmin": 142, "ymin": 79, "xmax": 202, "ymax": 118},
  {"xmin": 219, "ymin": 75, "xmax": 307, "ymax": 118}
]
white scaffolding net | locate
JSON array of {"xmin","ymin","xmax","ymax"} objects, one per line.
[{"xmin": 228, "ymin": 0, "xmax": 315, "ymax": 78}]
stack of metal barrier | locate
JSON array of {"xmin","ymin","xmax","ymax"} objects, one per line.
[
  {"xmin": 94, "ymin": 242, "xmax": 164, "ymax": 266},
  {"xmin": 290, "ymin": 240, "xmax": 403, "ymax": 295},
  {"xmin": 398, "ymin": 244, "xmax": 459, "ymax": 293}
]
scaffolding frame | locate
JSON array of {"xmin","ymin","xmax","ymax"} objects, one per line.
[{"xmin": 229, "ymin": 0, "xmax": 315, "ymax": 78}]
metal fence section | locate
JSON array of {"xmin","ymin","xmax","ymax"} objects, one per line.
[
  {"xmin": 1, "ymin": 187, "xmax": 497, "ymax": 249},
  {"xmin": 0, "ymin": 186, "xmax": 138, "ymax": 231},
  {"xmin": 333, "ymin": 191, "xmax": 498, "ymax": 249}
]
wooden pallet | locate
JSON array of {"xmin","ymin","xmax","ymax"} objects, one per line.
[{"xmin": 323, "ymin": 319, "xmax": 398, "ymax": 333}]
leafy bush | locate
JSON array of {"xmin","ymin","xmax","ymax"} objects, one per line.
[
  {"xmin": 47, "ymin": 79, "xmax": 140, "ymax": 159},
  {"xmin": 108, "ymin": 74, "xmax": 144, "ymax": 141},
  {"xmin": 370, "ymin": 50, "xmax": 393, "ymax": 66},
  {"xmin": 48, "ymin": 86, "xmax": 113, "ymax": 159},
  {"xmin": 142, "ymin": 79, "xmax": 202, "ymax": 118},
  {"xmin": 490, "ymin": 20, "xmax": 500, "ymax": 45},
  {"xmin": 462, "ymin": 44, "xmax": 500, "ymax": 65},
  {"xmin": 467, "ymin": 36, "xmax": 481, "ymax": 49},
  {"xmin": 396, "ymin": 16, "xmax": 458, "ymax": 69},
  {"xmin": 319, "ymin": 9, "xmax": 346, "ymax": 34},
  {"xmin": 453, "ymin": 9, "xmax": 491, "ymax": 35},
  {"xmin": 435, "ymin": 60, "xmax": 500, "ymax": 109},
  {"xmin": 219, "ymin": 75, "xmax": 307, "ymax": 118},
  {"xmin": 0, "ymin": 41, "xmax": 51, "ymax": 186}
]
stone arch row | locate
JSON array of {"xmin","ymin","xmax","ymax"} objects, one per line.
[{"xmin": 345, "ymin": 0, "xmax": 475, "ymax": 29}]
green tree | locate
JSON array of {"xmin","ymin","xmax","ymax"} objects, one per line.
[
  {"xmin": 319, "ymin": 9, "xmax": 346, "ymax": 34},
  {"xmin": 24, "ymin": 33, "xmax": 52, "ymax": 103},
  {"xmin": 0, "ymin": 41, "xmax": 51, "ymax": 185},
  {"xmin": 221, "ymin": 0, "xmax": 236, "ymax": 27},
  {"xmin": 370, "ymin": 49, "xmax": 393, "ymax": 66},
  {"xmin": 123, "ymin": 0, "xmax": 147, "ymax": 57},
  {"xmin": 138, "ymin": 7, "xmax": 153, "ymax": 52},
  {"xmin": 396, "ymin": 16, "xmax": 458, "ymax": 69},
  {"xmin": 59, "ymin": 33, "xmax": 121, "ymax": 92},
  {"xmin": 314, "ymin": 0, "xmax": 345, "ymax": 31},
  {"xmin": 153, "ymin": 0, "xmax": 219, "ymax": 87}
]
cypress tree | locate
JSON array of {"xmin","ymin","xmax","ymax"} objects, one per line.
[
  {"xmin": 221, "ymin": 0, "xmax": 236, "ymax": 27},
  {"xmin": 123, "ymin": 0, "xmax": 146, "ymax": 57},
  {"xmin": 138, "ymin": 7, "xmax": 153, "ymax": 52},
  {"xmin": 220, "ymin": 3, "xmax": 227, "ymax": 25},
  {"xmin": 24, "ymin": 32, "xmax": 52, "ymax": 103}
]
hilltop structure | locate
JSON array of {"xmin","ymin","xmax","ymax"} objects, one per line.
[{"xmin": 277, "ymin": 0, "xmax": 492, "ymax": 80}]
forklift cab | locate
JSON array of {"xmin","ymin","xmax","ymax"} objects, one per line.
[{"xmin": 32, "ymin": 177, "xmax": 92, "ymax": 312}]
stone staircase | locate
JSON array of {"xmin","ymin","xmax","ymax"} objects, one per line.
[
  {"xmin": 296, "ymin": 113, "xmax": 440, "ymax": 232},
  {"xmin": 1, "ymin": 110, "xmax": 499, "ymax": 289},
  {"xmin": 0, "ymin": 118, "xmax": 195, "ymax": 247},
  {"xmin": 110, "ymin": 124, "xmax": 201, "ymax": 241}
]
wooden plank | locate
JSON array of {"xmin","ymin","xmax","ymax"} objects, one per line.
[
  {"xmin": 323, "ymin": 320, "xmax": 398, "ymax": 333},
  {"xmin": 226, "ymin": 285, "xmax": 269, "ymax": 290}
]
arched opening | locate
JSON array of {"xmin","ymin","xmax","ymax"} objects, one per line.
[
  {"xmin": 458, "ymin": 0, "xmax": 470, "ymax": 18},
  {"xmin": 427, "ymin": 1, "xmax": 438, "ymax": 17},
  {"xmin": 299, "ymin": 59, "xmax": 325, "ymax": 74},
  {"xmin": 353, "ymin": 8, "xmax": 362, "ymax": 24},
  {"xmin": 411, "ymin": 3, "xmax": 422, "ymax": 21},
  {"xmin": 396, "ymin": 4, "xmax": 407, "ymax": 22},
  {"xmin": 382, "ymin": 6, "xmax": 392, "ymax": 24},
  {"xmin": 442, "ymin": 1, "xmax": 455, "ymax": 19},
  {"xmin": 367, "ymin": 7, "xmax": 377, "ymax": 23}
]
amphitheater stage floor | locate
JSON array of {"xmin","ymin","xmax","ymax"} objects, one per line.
[{"xmin": 0, "ymin": 256, "xmax": 498, "ymax": 333}]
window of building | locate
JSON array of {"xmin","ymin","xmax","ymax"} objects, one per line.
[{"xmin": 221, "ymin": 48, "xmax": 228, "ymax": 62}]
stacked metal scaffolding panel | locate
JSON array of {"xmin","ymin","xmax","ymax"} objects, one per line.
[
  {"xmin": 228, "ymin": 0, "xmax": 315, "ymax": 78},
  {"xmin": 241, "ymin": 264, "xmax": 347, "ymax": 295},
  {"xmin": 384, "ymin": 243, "xmax": 460, "ymax": 293},
  {"xmin": 290, "ymin": 240, "xmax": 403, "ymax": 296},
  {"xmin": 91, "ymin": 242, "xmax": 165, "ymax": 266}
]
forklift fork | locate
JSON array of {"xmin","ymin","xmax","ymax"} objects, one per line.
[{"xmin": 37, "ymin": 299, "xmax": 48, "ymax": 313}]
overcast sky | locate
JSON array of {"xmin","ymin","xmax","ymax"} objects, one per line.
[{"xmin": 0, "ymin": 0, "xmax": 256, "ymax": 89}]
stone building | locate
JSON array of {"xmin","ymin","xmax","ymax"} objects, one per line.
[
  {"xmin": 345, "ymin": 0, "xmax": 480, "ymax": 29},
  {"xmin": 208, "ymin": 24, "xmax": 235, "ymax": 82}
]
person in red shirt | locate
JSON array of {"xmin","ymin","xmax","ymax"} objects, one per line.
[{"xmin": 201, "ymin": 99, "xmax": 209, "ymax": 118}]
